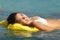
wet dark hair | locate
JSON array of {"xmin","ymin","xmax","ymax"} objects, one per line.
[{"xmin": 7, "ymin": 12, "xmax": 17, "ymax": 25}]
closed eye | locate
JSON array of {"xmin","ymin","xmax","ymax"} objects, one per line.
[{"xmin": 22, "ymin": 17, "xmax": 25, "ymax": 19}]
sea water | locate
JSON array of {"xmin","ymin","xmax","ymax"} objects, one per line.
[
  {"xmin": 0, "ymin": 11, "xmax": 60, "ymax": 40},
  {"xmin": 0, "ymin": 0, "xmax": 60, "ymax": 40}
]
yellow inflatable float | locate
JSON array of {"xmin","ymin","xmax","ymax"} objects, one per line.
[{"xmin": 0, "ymin": 20, "xmax": 40, "ymax": 37}]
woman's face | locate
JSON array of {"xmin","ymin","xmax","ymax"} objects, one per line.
[{"xmin": 15, "ymin": 13, "xmax": 32, "ymax": 25}]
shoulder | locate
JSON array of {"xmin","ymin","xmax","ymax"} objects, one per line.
[{"xmin": 31, "ymin": 16, "xmax": 40, "ymax": 20}]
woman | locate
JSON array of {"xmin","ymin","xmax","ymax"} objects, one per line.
[
  {"xmin": 7, "ymin": 12, "xmax": 60, "ymax": 32},
  {"xmin": 7, "ymin": 12, "xmax": 33, "ymax": 26},
  {"xmin": 7, "ymin": 12, "xmax": 39, "ymax": 37}
]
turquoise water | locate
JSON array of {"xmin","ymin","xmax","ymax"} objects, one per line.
[
  {"xmin": 0, "ymin": 0, "xmax": 60, "ymax": 40},
  {"xmin": 0, "ymin": 11, "xmax": 60, "ymax": 40}
]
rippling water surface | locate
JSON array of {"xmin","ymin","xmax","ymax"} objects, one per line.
[{"xmin": 0, "ymin": 0, "xmax": 60, "ymax": 40}]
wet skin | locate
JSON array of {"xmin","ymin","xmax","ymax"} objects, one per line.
[
  {"xmin": 15, "ymin": 13, "xmax": 60, "ymax": 31},
  {"xmin": 15, "ymin": 13, "xmax": 32, "ymax": 25}
]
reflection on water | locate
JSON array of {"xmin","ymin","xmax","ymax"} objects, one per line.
[
  {"xmin": 0, "ymin": 11, "xmax": 60, "ymax": 40},
  {"xmin": 0, "ymin": 26, "xmax": 60, "ymax": 40}
]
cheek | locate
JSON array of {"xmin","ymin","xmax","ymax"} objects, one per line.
[
  {"xmin": 20, "ymin": 19, "xmax": 26, "ymax": 23},
  {"xmin": 15, "ymin": 16, "xmax": 20, "ymax": 21},
  {"xmin": 22, "ymin": 20, "xmax": 27, "ymax": 23}
]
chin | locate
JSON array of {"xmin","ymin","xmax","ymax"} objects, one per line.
[{"xmin": 26, "ymin": 22, "xmax": 32, "ymax": 25}]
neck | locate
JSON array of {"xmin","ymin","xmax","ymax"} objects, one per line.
[{"xmin": 27, "ymin": 21, "xmax": 34, "ymax": 27}]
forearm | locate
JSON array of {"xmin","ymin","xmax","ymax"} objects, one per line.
[{"xmin": 33, "ymin": 22, "xmax": 54, "ymax": 32}]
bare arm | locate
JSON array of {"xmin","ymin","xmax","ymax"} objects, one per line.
[
  {"xmin": 30, "ymin": 16, "xmax": 55, "ymax": 32},
  {"xmin": 33, "ymin": 21, "xmax": 54, "ymax": 32}
]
